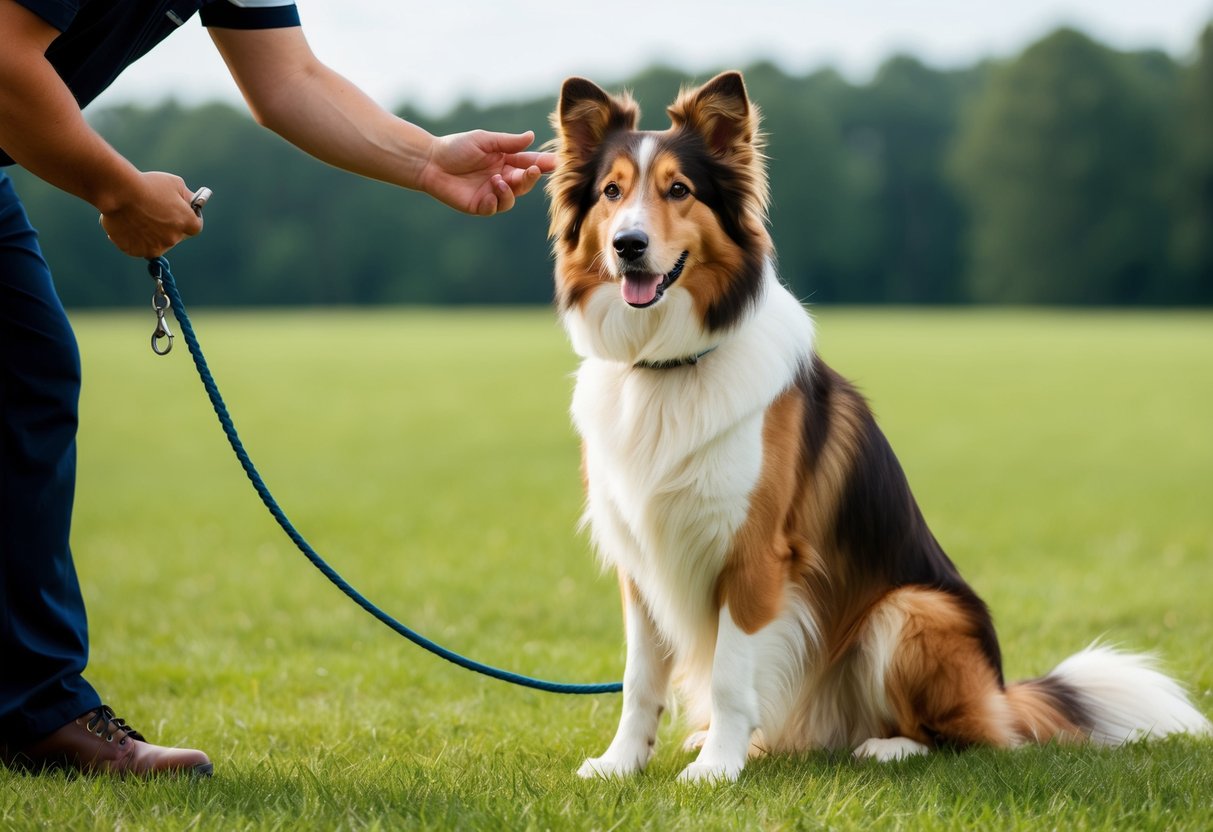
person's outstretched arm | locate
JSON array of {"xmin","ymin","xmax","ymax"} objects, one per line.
[
  {"xmin": 209, "ymin": 25, "xmax": 554, "ymax": 216},
  {"xmin": 0, "ymin": 0, "xmax": 203, "ymax": 257}
]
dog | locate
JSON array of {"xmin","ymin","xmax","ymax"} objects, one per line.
[{"xmin": 545, "ymin": 71, "xmax": 1211, "ymax": 782}]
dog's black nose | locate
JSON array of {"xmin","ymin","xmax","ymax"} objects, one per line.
[{"xmin": 613, "ymin": 229, "xmax": 649, "ymax": 262}]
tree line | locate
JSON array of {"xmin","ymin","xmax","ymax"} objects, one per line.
[{"xmin": 9, "ymin": 24, "xmax": 1213, "ymax": 308}]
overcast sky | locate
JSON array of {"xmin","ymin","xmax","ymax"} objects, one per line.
[{"xmin": 94, "ymin": 0, "xmax": 1213, "ymax": 117}]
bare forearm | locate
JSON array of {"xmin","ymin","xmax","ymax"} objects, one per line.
[
  {"xmin": 210, "ymin": 27, "xmax": 432, "ymax": 190},
  {"xmin": 210, "ymin": 25, "xmax": 552, "ymax": 216},
  {"xmin": 0, "ymin": 28, "xmax": 141, "ymax": 211},
  {"xmin": 259, "ymin": 64, "xmax": 432, "ymax": 189}
]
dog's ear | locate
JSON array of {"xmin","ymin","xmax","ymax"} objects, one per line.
[
  {"xmin": 553, "ymin": 77, "xmax": 640, "ymax": 156},
  {"xmin": 547, "ymin": 79, "xmax": 639, "ymax": 244},
  {"xmin": 668, "ymin": 71, "xmax": 770, "ymax": 239},
  {"xmin": 667, "ymin": 71, "xmax": 756, "ymax": 157}
]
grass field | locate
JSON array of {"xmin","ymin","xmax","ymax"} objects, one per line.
[{"xmin": 3, "ymin": 307, "xmax": 1211, "ymax": 830}]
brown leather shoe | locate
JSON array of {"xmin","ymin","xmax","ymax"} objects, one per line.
[{"xmin": 5, "ymin": 705, "xmax": 212, "ymax": 777}]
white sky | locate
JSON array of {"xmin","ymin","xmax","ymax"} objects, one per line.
[{"xmin": 94, "ymin": 0, "xmax": 1213, "ymax": 117}]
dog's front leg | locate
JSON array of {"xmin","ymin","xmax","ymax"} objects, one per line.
[
  {"xmin": 578, "ymin": 577, "xmax": 672, "ymax": 778},
  {"xmin": 677, "ymin": 604, "xmax": 760, "ymax": 783}
]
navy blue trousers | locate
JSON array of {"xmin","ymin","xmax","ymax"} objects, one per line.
[{"xmin": 0, "ymin": 170, "xmax": 101, "ymax": 748}]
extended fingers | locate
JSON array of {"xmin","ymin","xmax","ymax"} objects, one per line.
[
  {"xmin": 451, "ymin": 130, "xmax": 551, "ymax": 215},
  {"xmin": 504, "ymin": 150, "xmax": 557, "ymax": 174},
  {"xmin": 485, "ymin": 132, "xmax": 557, "ymax": 175}
]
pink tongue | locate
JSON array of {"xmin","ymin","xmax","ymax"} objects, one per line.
[{"xmin": 622, "ymin": 274, "xmax": 661, "ymax": 306}]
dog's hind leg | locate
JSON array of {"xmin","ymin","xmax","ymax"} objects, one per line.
[
  {"xmin": 851, "ymin": 587, "xmax": 1016, "ymax": 761},
  {"xmin": 853, "ymin": 736, "xmax": 929, "ymax": 761},
  {"xmin": 578, "ymin": 576, "xmax": 672, "ymax": 779}
]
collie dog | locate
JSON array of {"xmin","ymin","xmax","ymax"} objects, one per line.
[{"xmin": 546, "ymin": 72, "xmax": 1210, "ymax": 782}]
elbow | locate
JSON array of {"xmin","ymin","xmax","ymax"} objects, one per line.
[
  {"xmin": 244, "ymin": 95, "xmax": 285, "ymax": 133},
  {"xmin": 240, "ymin": 63, "xmax": 321, "ymax": 138},
  {"xmin": 246, "ymin": 102, "xmax": 272, "ymax": 130},
  {"xmin": 247, "ymin": 100, "xmax": 306, "ymax": 146}
]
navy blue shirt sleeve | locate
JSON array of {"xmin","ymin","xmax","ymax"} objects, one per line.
[
  {"xmin": 10, "ymin": 0, "xmax": 81, "ymax": 32},
  {"xmin": 200, "ymin": 0, "xmax": 300, "ymax": 29}
]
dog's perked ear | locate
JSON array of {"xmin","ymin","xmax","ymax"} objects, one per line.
[
  {"xmin": 665, "ymin": 70, "xmax": 770, "ymax": 240},
  {"xmin": 667, "ymin": 71, "xmax": 756, "ymax": 158},
  {"xmin": 547, "ymin": 78, "xmax": 640, "ymax": 245},
  {"xmin": 553, "ymin": 77, "xmax": 640, "ymax": 158}
]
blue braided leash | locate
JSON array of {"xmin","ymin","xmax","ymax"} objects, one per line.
[{"xmin": 146, "ymin": 256, "xmax": 621, "ymax": 695}]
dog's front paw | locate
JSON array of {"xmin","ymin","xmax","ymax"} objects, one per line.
[
  {"xmin": 676, "ymin": 759, "xmax": 742, "ymax": 784},
  {"xmin": 576, "ymin": 755, "xmax": 644, "ymax": 779}
]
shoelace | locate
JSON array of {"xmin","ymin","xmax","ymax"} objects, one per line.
[{"xmin": 83, "ymin": 706, "xmax": 146, "ymax": 746}]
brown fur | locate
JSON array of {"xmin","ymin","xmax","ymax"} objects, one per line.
[
  {"xmin": 666, "ymin": 73, "xmax": 770, "ymax": 222},
  {"xmin": 875, "ymin": 588, "xmax": 1017, "ymax": 747},
  {"xmin": 717, "ymin": 387, "xmax": 804, "ymax": 634},
  {"xmin": 1004, "ymin": 681, "xmax": 1089, "ymax": 743}
]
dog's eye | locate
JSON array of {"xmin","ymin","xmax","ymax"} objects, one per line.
[
  {"xmin": 603, "ymin": 182, "xmax": 621, "ymax": 200},
  {"xmin": 669, "ymin": 182, "xmax": 690, "ymax": 200}
]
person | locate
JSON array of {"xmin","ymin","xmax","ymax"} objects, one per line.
[{"xmin": 0, "ymin": 0, "xmax": 554, "ymax": 777}]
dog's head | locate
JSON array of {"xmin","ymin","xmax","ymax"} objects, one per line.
[{"xmin": 547, "ymin": 72, "xmax": 771, "ymax": 362}]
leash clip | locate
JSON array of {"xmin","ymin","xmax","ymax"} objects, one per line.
[
  {"xmin": 144, "ymin": 187, "xmax": 209, "ymax": 356},
  {"xmin": 149, "ymin": 267, "xmax": 174, "ymax": 356}
]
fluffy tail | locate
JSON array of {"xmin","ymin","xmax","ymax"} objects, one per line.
[{"xmin": 1005, "ymin": 645, "xmax": 1211, "ymax": 745}]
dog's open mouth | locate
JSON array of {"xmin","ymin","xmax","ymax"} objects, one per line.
[{"xmin": 622, "ymin": 251, "xmax": 689, "ymax": 308}]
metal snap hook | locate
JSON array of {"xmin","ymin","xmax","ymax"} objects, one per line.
[
  {"xmin": 151, "ymin": 322, "xmax": 174, "ymax": 355},
  {"xmin": 143, "ymin": 188, "xmax": 209, "ymax": 356},
  {"xmin": 150, "ymin": 274, "xmax": 174, "ymax": 355}
]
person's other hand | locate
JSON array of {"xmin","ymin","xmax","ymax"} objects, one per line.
[
  {"xmin": 98, "ymin": 171, "xmax": 203, "ymax": 258},
  {"xmin": 422, "ymin": 130, "xmax": 556, "ymax": 216}
]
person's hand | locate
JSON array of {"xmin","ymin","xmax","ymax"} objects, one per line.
[
  {"xmin": 98, "ymin": 171, "xmax": 203, "ymax": 258},
  {"xmin": 421, "ymin": 130, "xmax": 555, "ymax": 216}
]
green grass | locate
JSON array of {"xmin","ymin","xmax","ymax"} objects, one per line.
[{"xmin": 4, "ymin": 307, "xmax": 1211, "ymax": 831}]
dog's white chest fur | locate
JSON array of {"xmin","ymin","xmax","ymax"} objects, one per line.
[
  {"xmin": 566, "ymin": 270, "xmax": 814, "ymax": 649},
  {"xmin": 574, "ymin": 361, "xmax": 763, "ymax": 643}
]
